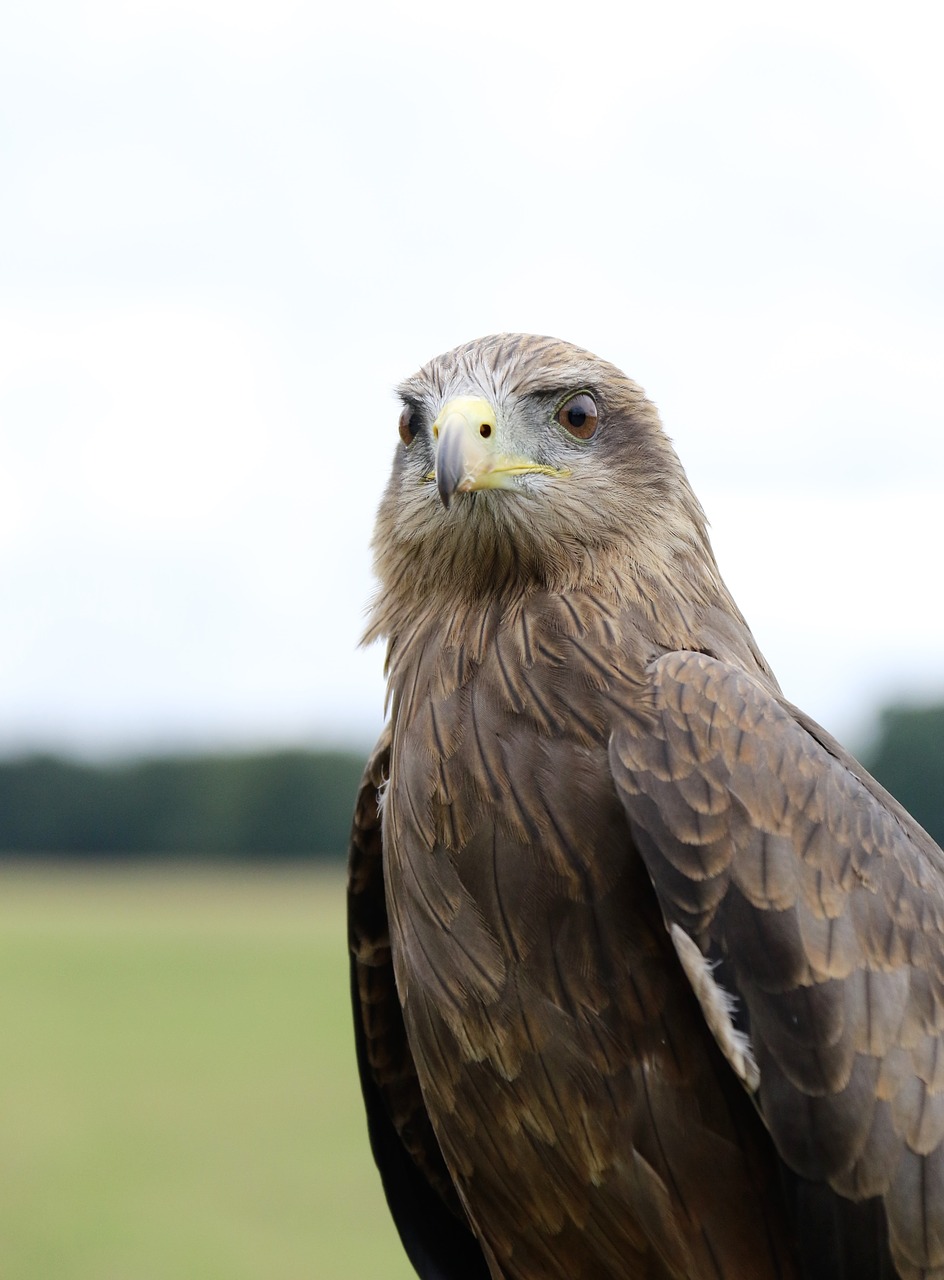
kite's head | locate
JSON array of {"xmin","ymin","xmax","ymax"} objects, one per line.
[{"xmin": 368, "ymin": 334, "xmax": 717, "ymax": 631}]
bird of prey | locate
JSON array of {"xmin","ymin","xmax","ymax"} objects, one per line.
[{"xmin": 348, "ymin": 334, "xmax": 944, "ymax": 1280}]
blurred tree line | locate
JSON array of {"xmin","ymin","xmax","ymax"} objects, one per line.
[
  {"xmin": 0, "ymin": 700, "xmax": 942, "ymax": 858},
  {"xmin": 863, "ymin": 704, "xmax": 944, "ymax": 846},
  {"xmin": 0, "ymin": 750, "xmax": 367, "ymax": 858}
]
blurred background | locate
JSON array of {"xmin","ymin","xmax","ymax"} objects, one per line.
[{"xmin": 2, "ymin": 0, "xmax": 943, "ymax": 1276}]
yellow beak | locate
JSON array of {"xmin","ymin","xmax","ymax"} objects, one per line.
[{"xmin": 433, "ymin": 396, "xmax": 566, "ymax": 508}]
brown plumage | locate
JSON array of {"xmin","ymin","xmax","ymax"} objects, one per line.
[{"xmin": 349, "ymin": 333, "xmax": 943, "ymax": 1279}]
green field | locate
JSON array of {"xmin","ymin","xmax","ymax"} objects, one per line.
[{"xmin": 0, "ymin": 862, "xmax": 415, "ymax": 1280}]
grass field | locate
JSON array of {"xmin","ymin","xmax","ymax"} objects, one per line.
[{"xmin": 0, "ymin": 862, "xmax": 415, "ymax": 1280}]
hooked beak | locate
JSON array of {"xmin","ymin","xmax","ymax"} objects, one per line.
[{"xmin": 433, "ymin": 396, "xmax": 568, "ymax": 508}]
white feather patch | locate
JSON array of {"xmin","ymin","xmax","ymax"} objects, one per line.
[
  {"xmin": 376, "ymin": 776, "xmax": 389, "ymax": 816},
  {"xmin": 669, "ymin": 924, "xmax": 760, "ymax": 1093}
]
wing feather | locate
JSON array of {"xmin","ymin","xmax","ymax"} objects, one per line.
[
  {"xmin": 348, "ymin": 727, "xmax": 491, "ymax": 1280},
  {"xmin": 610, "ymin": 650, "xmax": 944, "ymax": 1278}
]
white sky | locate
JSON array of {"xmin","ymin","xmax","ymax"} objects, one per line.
[{"xmin": 2, "ymin": 0, "xmax": 943, "ymax": 758}]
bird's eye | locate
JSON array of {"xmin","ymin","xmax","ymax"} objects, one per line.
[
  {"xmin": 398, "ymin": 404, "xmax": 418, "ymax": 445},
  {"xmin": 556, "ymin": 393, "xmax": 599, "ymax": 440}
]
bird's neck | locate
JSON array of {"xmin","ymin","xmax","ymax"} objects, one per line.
[{"xmin": 365, "ymin": 534, "xmax": 752, "ymax": 668}]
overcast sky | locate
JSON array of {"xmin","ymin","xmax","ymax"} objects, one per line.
[{"xmin": 2, "ymin": 0, "xmax": 942, "ymax": 759}]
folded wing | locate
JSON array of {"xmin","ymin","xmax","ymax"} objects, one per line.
[{"xmin": 610, "ymin": 651, "xmax": 944, "ymax": 1280}]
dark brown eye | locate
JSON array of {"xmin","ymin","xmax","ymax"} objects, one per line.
[
  {"xmin": 556, "ymin": 393, "xmax": 598, "ymax": 440},
  {"xmin": 398, "ymin": 404, "xmax": 418, "ymax": 445}
]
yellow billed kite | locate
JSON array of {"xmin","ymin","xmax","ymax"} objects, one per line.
[{"xmin": 349, "ymin": 334, "xmax": 942, "ymax": 1280}]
